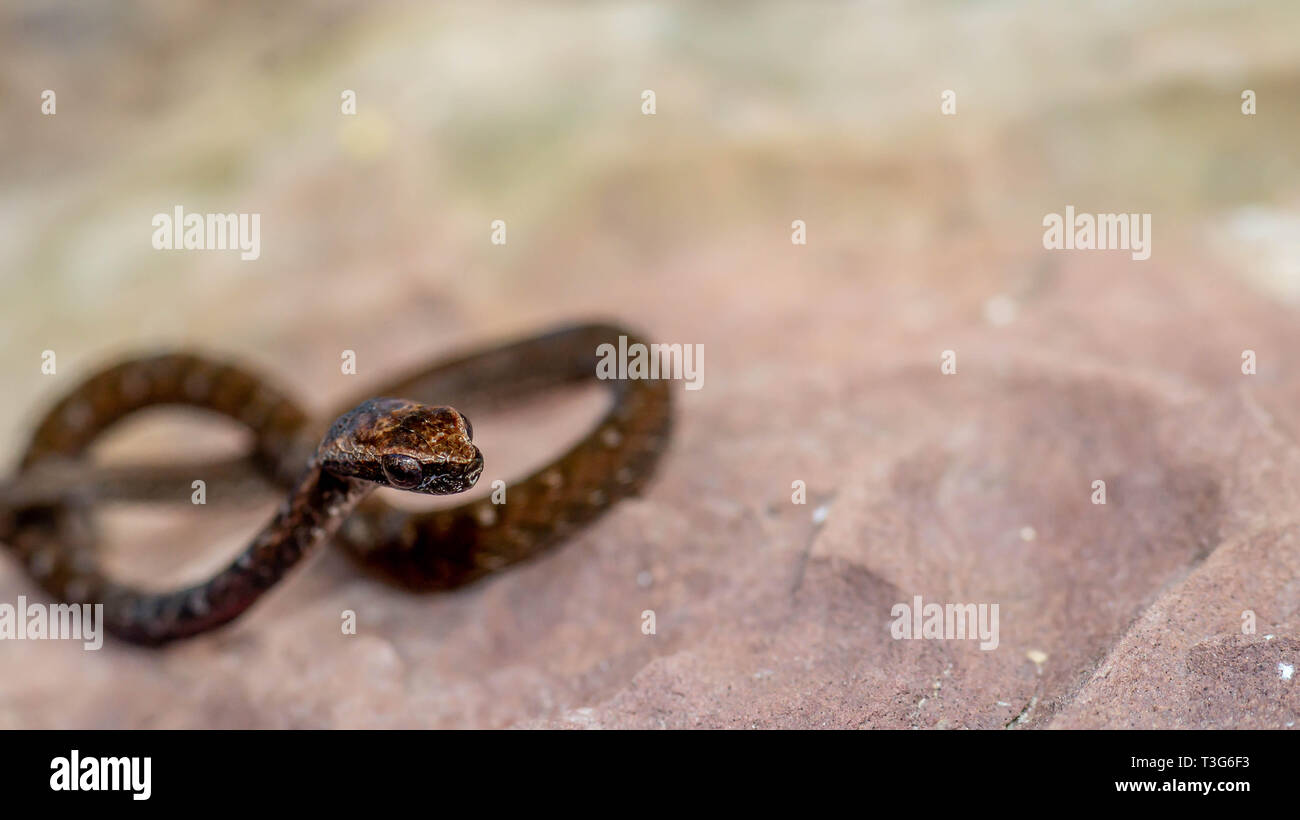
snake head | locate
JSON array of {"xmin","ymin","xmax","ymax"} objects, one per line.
[{"xmin": 320, "ymin": 398, "xmax": 483, "ymax": 495}]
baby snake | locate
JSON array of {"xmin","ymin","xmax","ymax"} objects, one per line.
[{"xmin": 0, "ymin": 323, "xmax": 673, "ymax": 645}]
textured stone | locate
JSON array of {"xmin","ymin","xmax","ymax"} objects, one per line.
[{"xmin": 1, "ymin": 1, "xmax": 1297, "ymax": 729}]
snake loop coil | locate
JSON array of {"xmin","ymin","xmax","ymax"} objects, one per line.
[{"xmin": 0, "ymin": 323, "xmax": 673, "ymax": 645}]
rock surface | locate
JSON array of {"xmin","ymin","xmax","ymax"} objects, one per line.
[{"xmin": 1, "ymin": 2, "xmax": 1297, "ymax": 728}]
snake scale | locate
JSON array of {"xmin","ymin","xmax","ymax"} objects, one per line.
[{"xmin": 0, "ymin": 323, "xmax": 673, "ymax": 645}]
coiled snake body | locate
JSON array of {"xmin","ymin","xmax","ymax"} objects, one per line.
[{"xmin": 0, "ymin": 323, "xmax": 673, "ymax": 645}]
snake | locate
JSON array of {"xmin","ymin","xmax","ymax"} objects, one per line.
[{"xmin": 0, "ymin": 323, "xmax": 673, "ymax": 645}]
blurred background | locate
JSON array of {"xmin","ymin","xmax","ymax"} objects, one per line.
[{"xmin": 2, "ymin": 1, "xmax": 1299, "ymax": 728}]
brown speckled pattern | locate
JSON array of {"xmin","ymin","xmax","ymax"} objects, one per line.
[{"xmin": 2, "ymin": 323, "xmax": 673, "ymax": 645}]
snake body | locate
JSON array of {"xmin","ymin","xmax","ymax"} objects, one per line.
[{"xmin": 1, "ymin": 323, "xmax": 673, "ymax": 645}]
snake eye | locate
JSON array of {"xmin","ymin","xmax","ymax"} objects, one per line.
[{"xmin": 381, "ymin": 454, "xmax": 423, "ymax": 489}]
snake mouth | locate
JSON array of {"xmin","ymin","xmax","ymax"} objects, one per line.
[
  {"xmin": 461, "ymin": 449, "xmax": 485, "ymax": 488},
  {"xmin": 421, "ymin": 448, "xmax": 483, "ymax": 495}
]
